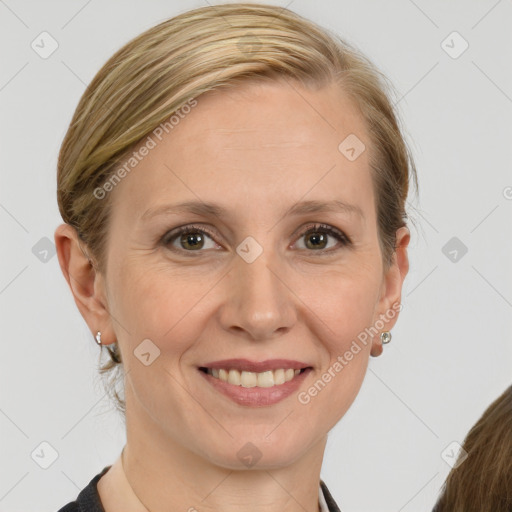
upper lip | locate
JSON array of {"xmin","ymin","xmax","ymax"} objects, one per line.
[{"xmin": 199, "ymin": 358, "xmax": 312, "ymax": 373}]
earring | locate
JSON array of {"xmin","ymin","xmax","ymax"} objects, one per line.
[
  {"xmin": 95, "ymin": 331, "xmax": 102, "ymax": 345},
  {"xmin": 380, "ymin": 331, "xmax": 392, "ymax": 344}
]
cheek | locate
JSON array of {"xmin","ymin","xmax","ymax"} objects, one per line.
[
  {"xmin": 296, "ymin": 266, "xmax": 380, "ymax": 409},
  {"xmin": 300, "ymin": 263, "xmax": 382, "ymax": 344},
  {"xmin": 111, "ymin": 260, "xmax": 209, "ymax": 354},
  {"xmin": 111, "ymin": 264, "xmax": 210, "ymax": 418}
]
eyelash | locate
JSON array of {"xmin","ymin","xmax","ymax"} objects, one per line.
[{"xmin": 161, "ymin": 223, "xmax": 351, "ymax": 256}]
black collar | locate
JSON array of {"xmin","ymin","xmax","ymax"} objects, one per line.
[{"xmin": 320, "ymin": 479, "xmax": 342, "ymax": 512}]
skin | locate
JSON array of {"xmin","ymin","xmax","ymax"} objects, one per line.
[{"xmin": 55, "ymin": 78, "xmax": 410, "ymax": 512}]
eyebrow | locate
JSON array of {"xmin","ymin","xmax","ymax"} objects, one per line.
[{"xmin": 141, "ymin": 199, "xmax": 365, "ymax": 222}]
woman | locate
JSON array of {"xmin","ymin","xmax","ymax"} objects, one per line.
[{"xmin": 54, "ymin": 3, "xmax": 416, "ymax": 511}]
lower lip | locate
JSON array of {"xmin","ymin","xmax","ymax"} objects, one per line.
[{"xmin": 198, "ymin": 368, "xmax": 312, "ymax": 407}]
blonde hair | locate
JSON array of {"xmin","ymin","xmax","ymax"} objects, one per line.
[{"xmin": 57, "ymin": 2, "xmax": 418, "ymax": 416}]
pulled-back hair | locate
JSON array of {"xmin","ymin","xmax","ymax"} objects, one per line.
[{"xmin": 57, "ymin": 3, "xmax": 418, "ymax": 416}]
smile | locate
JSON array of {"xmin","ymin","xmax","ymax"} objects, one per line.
[
  {"xmin": 199, "ymin": 367, "xmax": 306, "ymax": 388},
  {"xmin": 197, "ymin": 365, "xmax": 313, "ymax": 407}
]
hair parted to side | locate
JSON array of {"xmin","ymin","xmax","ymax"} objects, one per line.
[
  {"xmin": 433, "ymin": 384, "xmax": 512, "ymax": 511},
  {"xmin": 57, "ymin": 2, "xmax": 418, "ymax": 417}
]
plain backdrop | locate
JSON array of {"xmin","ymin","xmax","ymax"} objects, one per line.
[{"xmin": 1, "ymin": 1, "xmax": 511, "ymax": 511}]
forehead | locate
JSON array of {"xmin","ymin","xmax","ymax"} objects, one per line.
[{"xmin": 109, "ymin": 79, "xmax": 375, "ymax": 227}]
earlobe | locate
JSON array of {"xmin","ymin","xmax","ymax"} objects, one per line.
[
  {"xmin": 370, "ymin": 226, "xmax": 410, "ymax": 357},
  {"xmin": 54, "ymin": 223, "xmax": 115, "ymax": 345}
]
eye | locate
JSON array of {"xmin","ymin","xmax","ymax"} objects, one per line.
[
  {"xmin": 161, "ymin": 223, "xmax": 351, "ymax": 255},
  {"xmin": 162, "ymin": 224, "xmax": 220, "ymax": 254},
  {"xmin": 293, "ymin": 223, "xmax": 351, "ymax": 254}
]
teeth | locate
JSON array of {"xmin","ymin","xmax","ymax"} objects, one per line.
[
  {"xmin": 206, "ymin": 367, "xmax": 305, "ymax": 387},
  {"xmin": 228, "ymin": 369, "xmax": 240, "ymax": 385},
  {"xmin": 257, "ymin": 370, "xmax": 274, "ymax": 387},
  {"xmin": 274, "ymin": 368, "xmax": 285, "ymax": 385},
  {"xmin": 241, "ymin": 370, "xmax": 257, "ymax": 387}
]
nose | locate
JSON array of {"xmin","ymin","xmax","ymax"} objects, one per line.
[{"xmin": 218, "ymin": 247, "xmax": 296, "ymax": 342}]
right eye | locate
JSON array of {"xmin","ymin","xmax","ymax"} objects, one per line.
[{"xmin": 161, "ymin": 224, "xmax": 222, "ymax": 254}]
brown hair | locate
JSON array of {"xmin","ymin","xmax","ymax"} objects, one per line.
[
  {"xmin": 56, "ymin": 3, "xmax": 418, "ymax": 416},
  {"xmin": 433, "ymin": 385, "xmax": 512, "ymax": 511}
]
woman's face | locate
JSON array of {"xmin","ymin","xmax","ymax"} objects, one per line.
[{"xmin": 86, "ymin": 79, "xmax": 409, "ymax": 468}]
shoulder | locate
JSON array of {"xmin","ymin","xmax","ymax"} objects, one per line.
[
  {"xmin": 56, "ymin": 503, "xmax": 80, "ymax": 512},
  {"xmin": 56, "ymin": 466, "xmax": 112, "ymax": 512}
]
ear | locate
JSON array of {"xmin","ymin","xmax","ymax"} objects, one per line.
[
  {"xmin": 54, "ymin": 223, "xmax": 116, "ymax": 346},
  {"xmin": 370, "ymin": 226, "xmax": 410, "ymax": 357}
]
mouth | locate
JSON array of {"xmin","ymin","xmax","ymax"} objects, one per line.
[
  {"xmin": 196, "ymin": 358, "xmax": 313, "ymax": 407},
  {"xmin": 198, "ymin": 366, "xmax": 310, "ymax": 388}
]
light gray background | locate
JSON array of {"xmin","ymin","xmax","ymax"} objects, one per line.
[{"xmin": 1, "ymin": 1, "xmax": 511, "ymax": 510}]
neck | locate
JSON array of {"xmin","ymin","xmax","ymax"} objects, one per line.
[{"xmin": 119, "ymin": 389, "xmax": 327, "ymax": 512}]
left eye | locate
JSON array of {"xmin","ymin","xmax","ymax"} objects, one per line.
[
  {"xmin": 161, "ymin": 223, "xmax": 351, "ymax": 254},
  {"xmin": 295, "ymin": 224, "xmax": 351, "ymax": 252}
]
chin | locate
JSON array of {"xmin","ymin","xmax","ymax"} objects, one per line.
[{"xmin": 199, "ymin": 429, "xmax": 318, "ymax": 470}]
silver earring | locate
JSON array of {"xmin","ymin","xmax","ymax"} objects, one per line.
[
  {"xmin": 95, "ymin": 331, "xmax": 102, "ymax": 345},
  {"xmin": 380, "ymin": 331, "xmax": 392, "ymax": 344}
]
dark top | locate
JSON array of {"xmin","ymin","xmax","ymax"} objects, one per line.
[{"xmin": 56, "ymin": 465, "xmax": 342, "ymax": 512}]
